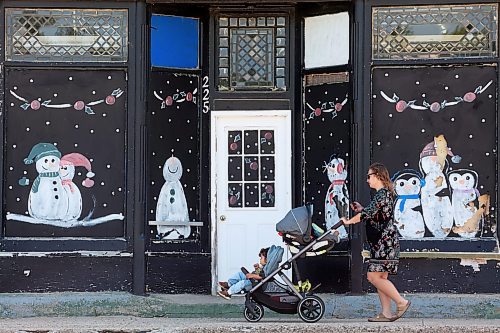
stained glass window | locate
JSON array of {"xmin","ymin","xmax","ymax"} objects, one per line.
[
  {"xmin": 372, "ymin": 4, "xmax": 498, "ymax": 60},
  {"xmin": 217, "ymin": 16, "xmax": 287, "ymax": 91},
  {"xmin": 5, "ymin": 8, "xmax": 128, "ymax": 62}
]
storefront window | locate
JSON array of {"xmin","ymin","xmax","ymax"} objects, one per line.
[
  {"xmin": 372, "ymin": 4, "xmax": 498, "ymax": 60},
  {"xmin": 5, "ymin": 9, "xmax": 128, "ymax": 62}
]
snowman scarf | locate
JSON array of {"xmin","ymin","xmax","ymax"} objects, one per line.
[
  {"xmin": 397, "ymin": 194, "xmax": 420, "ymax": 212},
  {"xmin": 32, "ymin": 172, "xmax": 59, "ymax": 193}
]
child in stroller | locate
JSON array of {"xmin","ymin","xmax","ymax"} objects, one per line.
[
  {"xmin": 240, "ymin": 204, "xmax": 342, "ymax": 323},
  {"xmin": 217, "ymin": 247, "xmax": 269, "ymax": 300}
]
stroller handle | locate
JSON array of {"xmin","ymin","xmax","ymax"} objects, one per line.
[{"xmin": 331, "ymin": 220, "xmax": 344, "ymax": 230}]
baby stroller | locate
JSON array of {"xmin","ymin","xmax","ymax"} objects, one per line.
[{"xmin": 243, "ymin": 205, "xmax": 342, "ymax": 323}]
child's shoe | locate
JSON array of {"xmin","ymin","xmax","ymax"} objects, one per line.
[
  {"xmin": 217, "ymin": 290, "xmax": 231, "ymax": 300},
  {"xmin": 218, "ymin": 282, "xmax": 229, "ymax": 290}
]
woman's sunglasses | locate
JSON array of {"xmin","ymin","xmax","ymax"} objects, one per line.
[{"xmin": 366, "ymin": 172, "xmax": 376, "ymax": 180}]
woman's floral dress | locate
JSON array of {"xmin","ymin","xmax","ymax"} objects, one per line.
[{"xmin": 360, "ymin": 187, "xmax": 400, "ymax": 274}]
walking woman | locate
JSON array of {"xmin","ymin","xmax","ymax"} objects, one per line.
[{"xmin": 340, "ymin": 162, "xmax": 410, "ymax": 322}]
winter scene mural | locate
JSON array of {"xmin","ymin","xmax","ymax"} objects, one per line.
[
  {"xmin": 4, "ymin": 68, "xmax": 127, "ymax": 237},
  {"xmin": 148, "ymin": 72, "xmax": 201, "ymax": 244},
  {"xmin": 372, "ymin": 65, "xmax": 496, "ymax": 242},
  {"xmin": 303, "ymin": 75, "xmax": 351, "ymax": 246}
]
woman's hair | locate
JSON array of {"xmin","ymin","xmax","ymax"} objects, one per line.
[{"xmin": 368, "ymin": 162, "xmax": 394, "ymax": 194}]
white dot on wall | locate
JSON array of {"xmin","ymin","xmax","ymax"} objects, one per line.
[
  {"xmin": 451, "ymin": 118, "xmax": 455, "ymax": 122},
  {"xmin": 9, "ymin": 166, "xmax": 13, "ymax": 171},
  {"xmin": 421, "ymin": 129, "xmax": 425, "ymax": 133},
  {"xmin": 101, "ymin": 182, "xmax": 105, "ymax": 186},
  {"xmin": 324, "ymin": 91, "xmax": 328, "ymax": 95},
  {"xmin": 103, "ymin": 113, "xmax": 107, "ymax": 117},
  {"xmin": 404, "ymin": 163, "xmax": 409, "ymax": 167},
  {"xmin": 318, "ymin": 135, "xmax": 322, "ymax": 139},
  {"xmin": 384, "ymin": 73, "xmax": 389, "ymax": 77},
  {"xmin": 152, "ymin": 152, "xmax": 156, "ymax": 156},
  {"xmin": 90, "ymin": 129, "xmax": 94, "ymax": 133},
  {"xmin": 13, "ymin": 86, "xmax": 17, "ymax": 90},
  {"xmin": 92, "ymin": 91, "xmax": 96, "ymax": 95},
  {"xmin": 75, "ymin": 125, "xmax": 79, "ymax": 128},
  {"xmin": 116, "ymin": 129, "xmax": 120, "ymax": 133},
  {"xmin": 12, "ymin": 145, "xmax": 16, "ymax": 148},
  {"xmin": 53, "ymin": 93, "xmax": 58, "ymax": 97},
  {"xmin": 74, "ymin": 143, "xmax": 78, "ymax": 147},
  {"xmin": 24, "ymin": 171, "xmax": 27, "ymax": 175},
  {"xmin": 103, "ymin": 203, "xmax": 107, "ymax": 207},
  {"xmin": 389, "ymin": 114, "xmax": 393, "ymax": 118},
  {"xmin": 106, "ymin": 164, "xmax": 111, "ymax": 168},
  {"xmin": 29, "ymin": 79, "xmax": 34, "ymax": 83},
  {"xmin": 469, "ymin": 163, "xmax": 473, "ymax": 167},
  {"xmin": 377, "ymin": 142, "xmax": 381, "ymax": 146},
  {"xmin": 68, "ymin": 77, "xmax": 73, "ymax": 81},
  {"xmin": 45, "ymin": 121, "xmax": 50, "ymax": 125},
  {"xmin": 422, "ymin": 94, "xmax": 426, "ymax": 98},
  {"xmin": 158, "ymin": 165, "xmax": 162, "ymax": 169},
  {"xmin": 90, "ymin": 159, "xmax": 93, "ymax": 162},
  {"xmin": 469, "ymin": 134, "xmax": 473, "ymax": 139},
  {"xmin": 455, "ymin": 75, "xmax": 459, "ymax": 79},
  {"xmin": 54, "ymin": 143, "xmax": 58, "ymax": 146},
  {"xmin": 177, "ymin": 138, "xmax": 180, "ymax": 142},
  {"xmin": 415, "ymin": 81, "xmax": 420, "ymax": 85},
  {"xmin": 108, "ymin": 76, "xmax": 112, "ymax": 80},
  {"xmin": 486, "ymin": 152, "xmax": 490, "ymax": 156},
  {"xmin": 118, "ymin": 188, "xmax": 122, "ymax": 191},
  {"xmin": 78, "ymin": 172, "xmax": 82, "ymax": 176},
  {"xmin": 16, "ymin": 198, "xmax": 20, "ymax": 202},
  {"xmin": 339, "ymin": 140, "xmax": 343, "ymax": 144},
  {"xmin": 187, "ymin": 169, "xmax": 190, "ymax": 172},
  {"xmin": 10, "ymin": 103, "xmax": 14, "ymax": 107},
  {"xmin": 488, "ymin": 95, "xmax": 492, "ymax": 98},
  {"xmin": 8, "ymin": 186, "xmax": 12, "ymax": 190},
  {"xmin": 26, "ymin": 128, "xmax": 30, "ymax": 132},
  {"xmin": 373, "ymin": 95, "xmax": 377, "ymax": 98},
  {"xmin": 395, "ymin": 135, "xmax": 399, "ymax": 139}
]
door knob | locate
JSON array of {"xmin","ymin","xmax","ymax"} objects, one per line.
[{"xmin": 220, "ymin": 215, "xmax": 226, "ymax": 221}]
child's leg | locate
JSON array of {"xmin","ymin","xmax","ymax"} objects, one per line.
[
  {"xmin": 227, "ymin": 271, "xmax": 247, "ymax": 287},
  {"xmin": 228, "ymin": 279, "xmax": 252, "ymax": 295}
]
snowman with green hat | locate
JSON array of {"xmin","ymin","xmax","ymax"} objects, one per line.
[{"xmin": 24, "ymin": 142, "xmax": 69, "ymax": 220}]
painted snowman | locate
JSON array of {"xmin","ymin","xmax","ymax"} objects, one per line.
[
  {"xmin": 24, "ymin": 143, "xmax": 69, "ymax": 220},
  {"xmin": 324, "ymin": 156, "xmax": 349, "ymax": 239},
  {"xmin": 418, "ymin": 136, "xmax": 460, "ymax": 238},
  {"xmin": 448, "ymin": 169, "xmax": 480, "ymax": 238},
  {"xmin": 156, "ymin": 156, "xmax": 191, "ymax": 239},
  {"xmin": 59, "ymin": 153, "xmax": 95, "ymax": 220},
  {"xmin": 392, "ymin": 170, "xmax": 425, "ymax": 239}
]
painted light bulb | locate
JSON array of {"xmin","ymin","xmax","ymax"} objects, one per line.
[
  {"xmin": 463, "ymin": 92, "xmax": 476, "ymax": 103},
  {"xmin": 395, "ymin": 100, "xmax": 407, "ymax": 112},
  {"xmin": 165, "ymin": 96, "xmax": 173, "ymax": 106},
  {"xmin": 430, "ymin": 102, "xmax": 441, "ymax": 113},
  {"xmin": 314, "ymin": 108, "xmax": 321, "ymax": 116},
  {"xmin": 30, "ymin": 100, "xmax": 40, "ymax": 110},
  {"xmin": 74, "ymin": 101, "xmax": 85, "ymax": 111},
  {"xmin": 335, "ymin": 103, "xmax": 343, "ymax": 112}
]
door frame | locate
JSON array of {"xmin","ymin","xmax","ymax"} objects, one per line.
[{"xmin": 210, "ymin": 110, "xmax": 292, "ymax": 294}]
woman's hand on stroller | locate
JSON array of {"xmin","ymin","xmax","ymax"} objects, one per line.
[
  {"xmin": 350, "ymin": 201, "xmax": 363, "ymax": 213},
  {"xmin": 246, "ymin": 273, "xmax": 261, "ymax": 280}
]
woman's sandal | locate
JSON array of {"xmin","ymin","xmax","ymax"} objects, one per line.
[
  {"xmin": 367, "ymin": 313, "xmax": 394, "ymax": 322},
  {"xmin": 394, "ymin": 300, "xmax": 411, "ymax": 320}
]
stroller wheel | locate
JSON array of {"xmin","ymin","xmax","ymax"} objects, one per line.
[
  {"xmin": 297, "ymin": 295, "xmax": 325, "ymax": 323},
  {"xmin": 243, "ymin": 301, "xmax": 264, "ymax": 322}
]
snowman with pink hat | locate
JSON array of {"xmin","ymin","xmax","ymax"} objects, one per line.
[{"xmin": 59, "ymin": 152, "xmax": 95, "ymax": 220}]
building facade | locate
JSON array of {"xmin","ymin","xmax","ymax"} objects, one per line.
[{"xmin": 0, "ymin": 0, "xmax": 498, "ymax": 294}]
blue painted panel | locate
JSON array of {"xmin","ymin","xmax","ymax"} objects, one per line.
[{"xmin": 151, "ymin": 15, "xmax": 199, "ymax": 69}]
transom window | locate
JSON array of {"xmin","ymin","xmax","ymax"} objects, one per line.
[
  {"xmin": 5, "ymin": 8, "xmax": 128, "ymax": 62},
  {"xmin": 217, "ymin": 15, "xmax": 287, "ymax": 91},
  {"xmin": 372, "ymin": 4, "xmax": 498, "ymax": 60}
]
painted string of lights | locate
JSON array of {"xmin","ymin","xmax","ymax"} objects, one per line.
[
  {"xmin": 380, "ymin": 80, "xmax": 493, "ymax": 113},
  {"xmin": 153, "ymin": 88, "xmax": 198, "ymax": 109},
  {"xmin": 9, "ymin": 88, "xmax": 124, "ymax": 115},
  {"xmin": 305, "ymin": 96, "xmax": 348, "ymax": 119}
]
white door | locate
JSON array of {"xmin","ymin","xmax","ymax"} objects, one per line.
[{"xmin": 211, "ymin": 110, "xmax": 292, "ymax": 291}]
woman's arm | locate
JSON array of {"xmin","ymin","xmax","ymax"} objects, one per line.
[{"xmin": 341, "ymin": 213, "xmax": 361, "ymax": 225}]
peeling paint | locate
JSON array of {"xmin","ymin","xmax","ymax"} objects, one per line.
[{"xmin": 460, "ymin": 258, "xmax": 487, "ymax": 271}]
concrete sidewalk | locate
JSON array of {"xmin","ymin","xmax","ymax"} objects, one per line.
[
  {"xmin": 0, "ymin": 317, "xmax": 499, "ymax": 333},
  {"xmin": 0, "ymin": 292, "xmax": 498, "ymax": 320}
]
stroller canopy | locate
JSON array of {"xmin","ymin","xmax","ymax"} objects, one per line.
[
  {"xmin": 263, "ymin": 245, "xmax": 284, "ymax": 277},
  {"xmin": 276, "ymin": 205, "xmax": 312, "ymax": 238}
]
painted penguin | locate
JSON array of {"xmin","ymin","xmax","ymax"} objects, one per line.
[
  {"xmin": 448, "ymin": 169, "xmax": 481, "ymax": 238},
  {"xmin": 324, "ymin": 156, "xmax": 349, "ymax": 239},
  {"xmin": 59, "ymin": 153, "xmax": 95, "ymax": 220},
  {"xmin": 24, "ymin": 143, "xmax": 69, "ymax": 221},
  {"xmin": 392, "ymin": 170, "xmax": 425, "ymax": 239},
  {"xmin": 418, "ymin": 136, "xmax": 460, "ymax": 238},
  {"xmin": 156, "ymin": 156, "xmax": 191, "ymax": 239}
]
